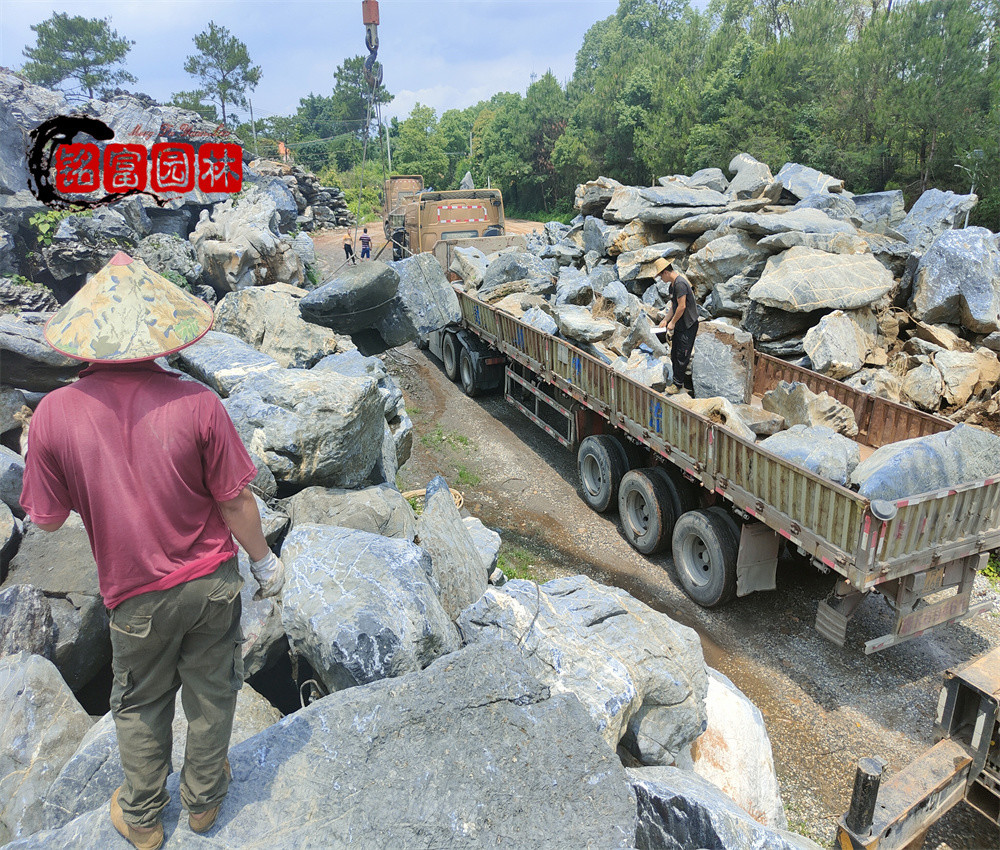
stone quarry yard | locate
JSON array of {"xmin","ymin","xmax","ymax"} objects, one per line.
[{"xmin": 387, "ymin": 338, "xmax": 1000, "ymax": 850}]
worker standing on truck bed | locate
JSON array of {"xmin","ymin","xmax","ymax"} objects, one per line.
[
  {"xmin": 343, "ymin": 232, "xmax": 357, "ymax": 264},
  {"xmin": 20, "ymin": 253, "xmax": 284, "ymax": 850},
  {"xmin": 654, "ymin": 258, "xmax": 698, "ymax": 395},
  {"xmin": 359, "ymin": 227, "xmax": 372, "ymax": 259}
]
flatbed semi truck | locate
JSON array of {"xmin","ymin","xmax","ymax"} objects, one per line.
[{"xmin": 430, "ymin": 287, "xmax": 1000, "ymax": 654}]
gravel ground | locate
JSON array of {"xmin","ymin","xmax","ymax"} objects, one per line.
[{"xmin": 387, "ymin": 341, "xmax": 1000, "ymax": 850}]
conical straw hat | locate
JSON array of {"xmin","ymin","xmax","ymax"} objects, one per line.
[{"xmin": 44, "ymin": 252, "xmax": 214, "ymax": 362}]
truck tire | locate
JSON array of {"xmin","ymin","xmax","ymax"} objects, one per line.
[
  {"xmin": 442, "ymin": 333, "xmax": 460, "ymax": 382},
  {"xmin": 459, "ymin": 348, "xmax": 480, "ymax": 397},
  {"xmin": 650, "ymin": 466, "xmax": 700, "ymax": 521},
  {"xmin": 577, "ymin": 435, "xmax": 629, "ymax": 513},
  {"xmin": 672, "ymin": 509, "xmax": 739, "ymax": 607},
  {"xmin": 618, "ymin": 468, "xmax": 676, "ymax": 555}
]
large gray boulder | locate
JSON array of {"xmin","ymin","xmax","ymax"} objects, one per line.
[
  {"xmin": 896, "ymin": 188, "xmax": 977, "ymax": 252},
  {"xmin": 463, "ymin": 517, "xmax": 501, "ymax": 572},
  {"xmin": 224, "ymin": 367, "xmax": 384, "ymax": 489},
  {"xmin": 0, "ymin": 652, "xmax": 92, "ymax": 845},
  {"xmin": 803, "ymin": 309, "xmax": 877, "ymax": 380},
  {"xmin": 603, "ymin": 185, "xmax": 655, "ymax": 223},
  {"xmin": 909, "ymin": 227, "xmax": 1000, "ymax": 333},
  {"xmin": 844, "ymin": 367, "xmax": 903, "ymax": 403},
  {"xmin": 583, "ymin": 216, "xmax": 621, "ymax": 255},
  {"xmin": 762, "ymin": 381, "xmax": 859, "ymax": 437},
  {"xmin": 727, "ymin": 153, "xmax": 778, "ymax": 200},
  {"xmin": 686, "ymin": 167, "xmax": 729, "ymax": 193},
  {"xmin": 691, "ymin": 668, "xmax": 787, "ymax": 829},
  {"xmin": 749, "ymin": 247, "xmax": 895, "ymax": 312},
  {"xmin": 458, "ymin": 574, "xmax": 707, "ymax": 764},
  {"xmin": 553, "ymin": 305, "xmax": 616, "ymax": 343},
  {"xmin": 774, "ymin": 162, "xmax": 844, "ymax": 199},
  {"xmin": 852, "ymin": 424, "xmax": 1000, "ymax": 501},
  {"xmin": 415, "ymin": 475, "xmax": 489, "ymax": 619},
  {"xmin": 671, "ymin": 208, "xmax": 854, "ymax": 239},
  {"xmin": 793, "ymin": 192, "xmax": 859, "ymax": 225},
  {"xmin": 236, "ymin": 550, "xmax": 286, "ymax": 678},
  {"xmin": 284, "ymin": 484, "xmax": 417, "ymax": 540},
  {"xmin": 692, "ymin": 322, "xmax": 754, "ymax": 405},
  {"xmin": 5, "ymin": 516, "xmax": 109, "ymax": 691},
  {"xmin": 575, "ymin": 175, "xmax": 622, "ymax": 216},
  {"xmin": 742, "ymin": 301, "xmax": 825, "ymax": 342},
  {"xmin": 449, "ymin": 245, "xmax": 487, "ymax": 288},
  {"xmin": 0, "ymin": 71, "xmax": 70, "ymax": 197},
  {"xmin": 214, "ymin": 283, "xmax": 348, "ymax": 368},
  {"xmin": 617, "ymin": 242, "xmax": 688, "ymax": 283},
  {"xmin": 852, "ymin": 190, "xmax": 906, "ymax": 234},
  {"xmin": 0, "ymin": 227, "xmax": 16, "ymax": 276},
  {"xmin": 298, "ymin": 261, "xmax": 400, "ymax": 333},
  {"xmin": 757, "ymin": 230, "xmax": 869, "ymax": 255},
  {"xmin": 685, "ymin": 231, "xmax": 771, "ymax": 299},
  {"xmin": 480, "ymin": 250, "xmax": 554, "ymax": 296},
  {"xmin": 629, "ymin": 766, "xmax": 821, "ymax": 850},
  {"xmin": 134, "ymin": 233, "xmax": 203, "ymax": 287},
  {"xmin": 8, "ymin": 642, "xmax": 637, "ymax": 850},
  {"xmin": 0, "ymin": 585, "xmax": 54, "ymax": 659},
  {"xmin": 759, "ymin": 425, "xmax": 860, "ymax": 486},
  {"xmin": 281, "ymin": 524, "xmax": 459, "ymax": 692},
  {"xmin": 313, "ymin": 349, "xmax": 405, "ymax": 422},
  {"xmin": 378, "ymin": 252, "xmax": 461, "ymax": 347},
  {"xmin": 706, "ymin": 274, "xmax": 754, "ymax": 318},
  {"xmin": 612, "ymin": 351, "xmax": 670, "ymax": 392},
  {"xmin": 0, "ymin": 315, "xmax": 84, "ymax": 392},
  {"xmin": 173, "ymin": 330, "xmax": 283, "ymax": 397},
  {"xmin": 0, "ymin": 278, "xmax": 60, "ymax": 313},
  {"xmin": 40, "ymin": 685, "xmax": 279, "ymax": 831},
  {"xmin": 0, "ymin": 445, "xmax": 24, "ymax": 517},
  {"xmin": 521, "ymin": 305, "xmax": 559, "ymax": 335},
  {"xmin": 640, "ymin": 184, "xmax": 730, "ymax": 208}
]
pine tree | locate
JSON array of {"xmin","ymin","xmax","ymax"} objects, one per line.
[{"xmin": 183, "ymin": 22, "xmax": 261, "ymax": 126}]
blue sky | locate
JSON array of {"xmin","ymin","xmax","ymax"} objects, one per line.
[{"xmin": 0, "ymin": 0, "xmax": 621, "ymax": 122}]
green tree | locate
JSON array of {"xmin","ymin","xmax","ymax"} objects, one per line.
[
  {"xmin": 183, "ymin": 21, "xmax": 261, "ymax": 126},
  {"xmin": 393, "ymin": 104, "xmax": 450, "ymax": 187},
  {"xmin": 21, "ymin": 12, "xmax": 135, "ymax": 99},
  {"xmin": 169, "ymin": 89, "xmax": 218, "ymax": 122}
]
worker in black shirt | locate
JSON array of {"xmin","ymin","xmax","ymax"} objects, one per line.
[{"xmin": 654, "ymin": 258, "xmax": 698, "ymax": 394}]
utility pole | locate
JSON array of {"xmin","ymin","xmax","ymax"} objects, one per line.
[{"xmin": 248, "ymin": 98, "xmax": 260, "ymax": 158}]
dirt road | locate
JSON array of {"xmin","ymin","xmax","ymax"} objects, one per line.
[{"xmin": 387, "ymin": 342, "xmax": 1000, "ymax": 849}]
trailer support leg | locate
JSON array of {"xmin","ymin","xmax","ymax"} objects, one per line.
[{"xmin": 815, "ymin": 580, "xmax": 866, "ymax": 646}]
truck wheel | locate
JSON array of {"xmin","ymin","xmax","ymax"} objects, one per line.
[
  {"xmin": 442, "ymin": 333, "xmax": 460, "ymax": 382},
  {"xmin": 672, "ymin": 509, "xmax": 738, "ymax": 607},
  {"xmin": 577, "ymin": 435, "xmax": 629, "ymax": 513},
  {"xmin": 650, "ymin": 466, "xmax": 700, "ymax": 521},
  {"xmin": 459, "ymin": 349, "xmax": 480, "ymax": 397},
  {"xmin": 618, "ymin": 469, "xmax": 676, "ymax": 555}
]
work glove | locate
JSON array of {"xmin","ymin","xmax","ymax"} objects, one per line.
[{"xmin": 250, "ymin": 551, "xmax": 285, "ymax": 601}]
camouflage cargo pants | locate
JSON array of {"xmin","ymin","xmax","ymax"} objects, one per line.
[{"xmin": 109, "ymin": 556, "xmax": 243, "ymax": 828}]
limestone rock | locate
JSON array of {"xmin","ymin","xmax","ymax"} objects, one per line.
[
  {"xmin": 449, "ymin": 245, "xmax": 487, "ymax": 289},
  {"xmin": 793, "ymin": 192, "xmax": 859, "ymax": 224},
  {"xmin": 686, "ymin": 167, "xmax": 730, "ymax": 193},
  {"xmin": 691, "ymin": 669, "xmax": 786, "ymax": 829},
  {"xmin": 692, "ymin": 321, "xmax": 754, "ymax": 404},
  {"xmin": 775, "ymin": 162, "xmax": 844, "ymax": 199},
  {"xmin": 742, "ymin": 301, "xmax": 825, "ymax": 343},
  {"xmin": 749, "ymin": 247, "xmax": 895, "ymax": 312},
  {"xmin": 284, "ymin": 484, "xmax": 417, "ymax": 540},
  {"xmin": 312, "ymin": 349, "xmax": 405, "ymax": 423},
  {"xmin": 760, "ymin": 425, "xmax": 860, "ymax": 485},
  {"xmin": 0, "ymin": 652, "xmax": 92, "ymax": 845},
  {"xmin": 852, "ymin": 190, "xmax": 906, "ymax": 234},
  {"xmin": 281, "ymin": 524, "xmax": 460, "ymax": 692},
  {"xmin": 803, "ymin": 309, "xmax": 877, "ymax": 380},
  {"xmin": 0, "ymin": 445, "xmax": 24, "ymax": 517},
  {"xmin": 852, "ymin": 424, "xmax": 1000, "ymax": 501},
  {"xmin": 640, "ymin": 184, "xmax": 730, "ymax": 208},
  {"xmin": 575, "ymin": 175, "xmax": 622, "ymax": 216},
  {"xmin": 415, "ymin": 475, "xmax": 488, "ymax": 620},
  {"xmin": 617, "ymin": 242, "xmax": 688, "ymax": 283},
  {"xmin": 612, "ymin": 351, "xmax": 670, "ymax": 392},
  {"xmin": 0, "ymin": 279, "xmax": 60, "ymax": 314},
  {"xmin": 728, "ymin": 153, "xmax": 777, "ymax": 200},
  {"xmin": 0, "ymin": 585, "xmax": 54, "ymax": 659},
  {"xmin": 378, "ymin": 253, "xmax": 461, "ymax": 347},
  {"xmin": 732, "ymin": 405, "xmax": 785, "ymax": 437},
  {"xmin": 223, "ymin": 368, "xmax": 384, "ymax": 489},
  {"xmin": 607, "ymin": 220, "xmax": 662, "ymax": 257},
  {"xmin": 757, "ymin": 231, "xmax": 869, "ymax": 255},
  {"xmin": 0, "ymin": 503, "xmax": 19, "ymax": 581},
  {"xmin": 41, "ymin": 685, "xmax": 280, "ymax": 831},
  {"xmin": 686, "ymin": 231, "xmax": 770, "ymax": 299},
  {"xmin": 897, "ymin": 188, "xmax": 977, "ymax": 252},
  {"xmin": 7, "ymin": 642, "xmax": 637, "ymax": 850},
  {"xmin": 134, "ymin": 233, "xmax": 202, "ymax": 287},
  {"xmin": 458, "ymin": 574, "xmax": 707, "ymax": 762},
  {"xmin": 672, "ymin": 208, "xmax": 854, "ymax": 240},
  {"xmin": 844, "ymin": 368, "xmax": 903, "ymax": 403},
  {"xmin": 902, "ymin": 359, "xmax": 946, "ymax": 411},
  {"xmin": 675, "ymin": 397, "xmax": 758, "ymax": 442},
  {"xmin": 463, "ymin": 517, "xmax": 501, "ymax": 572},
  {"xmin": 554, "ymin": 305, "xmax": 616, "ymax": 343},
  {"xmin": 521, "ymin": 306, "xmax": 559, "ymax": 335},
  {"xmin": 639, "ymin": 204, "xmax": 728, "ymax": 226},
  {"xmin": 935, "ymin": 348, "xmax": 1000, "ymax": 408},
  {"xmin": 909, "ymin": 227, "xmax": 1000, "ymax": 333},
  {"xmin": 603, "ymin": 185, "xmax": 655, "ymax": 223},
  {"xmin": 480, "ymin": 251, "xmax": 554, "ymax": 297},
  {"xmin": 706, "ymin": 274, "xmax": 754, "ymax": 318},
  {"xmin": 6, "ymin": 515, "xmax": 109, "ymax": 691},
  {"xmin": 214, "ymin": 283, "xmax": 345, "ymax": 368},
  {"xmin": 629, "ymin": 766, "xmax": 821, "ymax": 850},
  {"xmin": 174, "ymin": 330, "xmax": 283, "ymax": 397},
  {"xmin": 762, "ymin": 381, "xmax": 858, "ymax": 437},
  {"xmin": 298, "ymin": 261, "xmax": 399, "ymax": 334},
  {"xmin": 0, "ymin": 315, "xmax": 84, "ymax": 393}
]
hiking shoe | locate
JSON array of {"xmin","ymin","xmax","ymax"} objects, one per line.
[
  {"xmin": 110, "ymin": 788, "xmax": 163, "ymax": 850},
  {"xmin": 188, "ymin": 758, "xmax": 231, "ymax": 834},
  {"xmin": 664, "ymin": 384, "xmax": 682, "ymax": 395}
]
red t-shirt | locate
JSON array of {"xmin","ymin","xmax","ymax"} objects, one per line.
[{"xmin": 20, "ymin": 361, "xmax": 256, "ymax": 609}]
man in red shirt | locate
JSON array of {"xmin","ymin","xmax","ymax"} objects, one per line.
[{"xmin": 20, "ymin": 252, "xmax": 283, "ymax": 850}]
